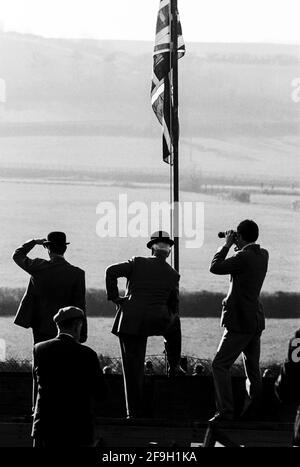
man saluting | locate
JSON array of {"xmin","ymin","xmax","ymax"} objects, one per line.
[
  {"xmin": 12, "ymin": 231, "xmax": 87, "ymax": 344},
  {"xmin": 105, "ymin": 231, "xmax": 185, "ymax": 419},
  {"xmin": 13, "ymin": 231, "xmax": 87, "ymax": 413}
]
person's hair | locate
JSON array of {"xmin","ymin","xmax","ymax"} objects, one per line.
[
  {"xmin": 237, "ymin": 219, "xmax": 259, "ymax": 242},
  {"xmin": 57, "ymin": 317, "xmax": 83, "ymax": 331},
  {"xmin": 48, "ymin": 244, "xmax": 67, "ymax": 255},
  {"xmin": 151, "ymin": 243, "xmax": 170, "ymax": 256}
]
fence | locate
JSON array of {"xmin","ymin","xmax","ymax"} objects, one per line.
[{"xmin": 98, "ymin": 354, "xmax": 211, "ymax": 375}]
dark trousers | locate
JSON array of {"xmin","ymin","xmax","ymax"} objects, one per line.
[
  {"xmin": 119, "ymin": 316, "xmax": 182, "ymax": 418},
  {"xmin": 33, "ymin": 436, "xmax": 95, "ymax": 447},
  {"xmin": 32, "ymin": 329, "xmax": 56, "ymax": 414},
  {"xmin": 212, "ymin": 328, "xmax": 262, "ymax": 417},
  {"xmin": 294, "ymin": 406, "xmax": 300, "ymax": 446}
]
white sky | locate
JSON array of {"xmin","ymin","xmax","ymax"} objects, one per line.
[{"xmin": 0, "ymin": 0, "xmax": 299, "ymax": 43}]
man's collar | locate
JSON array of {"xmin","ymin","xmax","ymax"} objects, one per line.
[
  {"xmin": 57, "ymin": 332, "xmax": 75, "ymax": 340},
  {"xmin": 50, "ymin": 255, "xmax": 66, "ymax": 262},
  {"xmin": 151, "ymin": 254, "xmax": 167, "ymax": 261},
  {"xmin": 241, "ymin": 243, "xmax": 259, "ymax": 251}
]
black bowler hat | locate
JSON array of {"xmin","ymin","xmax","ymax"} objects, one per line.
[
  {"xmin": 147, "ymin": 230, "xmax": 174, "ymax": 249},
  {"xmin": 43, "ymin": 231, "xmax": 70, "ymax": 246}
]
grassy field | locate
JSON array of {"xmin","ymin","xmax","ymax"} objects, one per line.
[
  {"xmin": 0, "ymin": 177, "xmax": 299, "ymax": 292},
  {"xmin": 1, "ymin": 134, "xmax": 299, "ymax": 364},
  {"xmin": 0, "ymin": 134, "xmax": 299, "ymax": 184},
  {"xmin": 1, "ymin": 35, "xmax": 299, "ymax": 371},
  {"xmin": 0, "ymin": 316, "xmax": 297, "ymax": 365}
]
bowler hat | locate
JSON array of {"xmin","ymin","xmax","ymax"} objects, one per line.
[
  {"xmin": 147, "ymin": 230, "xmax": 174, "ymax": 249},
  {"xmin": 43, "ymin": 231, "xmax": 70, "ymax": 246},
  {"xmin": 53, "ymin": 306, "xmax": 84, "ymax": 325}
]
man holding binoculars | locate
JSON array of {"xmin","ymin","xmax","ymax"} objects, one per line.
[{"xmin": 209, "ymin": 219, "xmax": 269, "ymax": 422}]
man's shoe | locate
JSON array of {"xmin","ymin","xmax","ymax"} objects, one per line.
[
  {"xmin": 168, "ymin": 365, "xmax": 186, "ymax": 377},
  {"xmin": 208, "ymin": 412, "xmax": 234, "ymax": 423}
]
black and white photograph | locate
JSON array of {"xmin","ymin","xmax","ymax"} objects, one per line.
[{"xmin": 0, "ymin": 0, "xmax": 299, "ymax": 455}]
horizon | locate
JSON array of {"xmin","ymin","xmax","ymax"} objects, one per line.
[
  {"xmin": 2, "ymin": 30, "xmax": 300, "ymax": 47},
  {"xmin": 0, "ymin": 0, "xmax": 299, "ymax": 43}
]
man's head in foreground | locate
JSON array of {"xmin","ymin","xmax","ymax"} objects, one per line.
[{"xmin": 53, "ymin": 306, "xmax": 84, "ymax": 342}]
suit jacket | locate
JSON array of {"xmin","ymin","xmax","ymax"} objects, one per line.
[
  {"xmin": 275, "ymin": 328, "xmax": 300, "ymax": 404},
  {"xmin": 32, "ymin": 334, "xmax": 107, "ymax": 446},
  {"xmin": 13, "ymin": 240, "xmax": 87, "ymax": 342},
  {"xmin": 105, "ymin": 256, "xmax": 180, "ymax": 336},
  {"xmin": 275, "ymin": 329, "xmax": 300, "ymax": 446},
  {"xmin": 210, "ymin": 244, "xmax": 269, "ymax": 333}
]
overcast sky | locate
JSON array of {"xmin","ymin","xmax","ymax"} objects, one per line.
[{"xmin": 0, "ymin": 0, "xmax": 299, "ymax": 43}]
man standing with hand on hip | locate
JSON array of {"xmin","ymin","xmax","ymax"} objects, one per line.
[
  {"xmin": 209, "ymin": 220, "xmax": 269, "ymax": 422},
  {"xmin": 105, "ymin": 230, "xmax": 185, "ymax": 419}
]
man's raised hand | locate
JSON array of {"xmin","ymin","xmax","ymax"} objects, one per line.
[
  {"xmin": 34, "ymin": 238, "xmax": 47, "ymax": 245},
  {"xmin": 224, "ymin": 230, "xmax": 236, "ymax": 249}
]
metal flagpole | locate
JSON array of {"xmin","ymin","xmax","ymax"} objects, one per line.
[{"xmin": 170, "ymin": 0, "xmax": 179, "ymax": 273}]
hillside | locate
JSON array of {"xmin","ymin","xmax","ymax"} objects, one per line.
[
  {"xmin": 0, "ymin": 33, "xmax": 299, "ymax": 185},
  {"xmin": 0, "ymin": 32, "xmax": 299, "ymax": 137}
]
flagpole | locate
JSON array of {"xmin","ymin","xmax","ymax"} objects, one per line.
[{"xmin": 170, "ymin": 0, "xmax": 179, "ymax": 273}]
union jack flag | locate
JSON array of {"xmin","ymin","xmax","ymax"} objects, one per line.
[{"xmin": 151, "ymin": 0, "xmax": 185, "ymax": 164}]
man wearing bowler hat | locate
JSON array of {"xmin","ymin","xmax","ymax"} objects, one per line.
[
  {"xmin": 13, "ymin": 232, "xmax": 87, "ymax": 412},
  {"xmin": 32, "ymin": 306, "xmax": 107, "ymax": 447},
  {"xmin": 105, "ymin": 230, "xmax": 185, "ymax": 419},
  {"xmin": 13, "ymin": 231, "xmax": 87, "ymax": 344}
]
